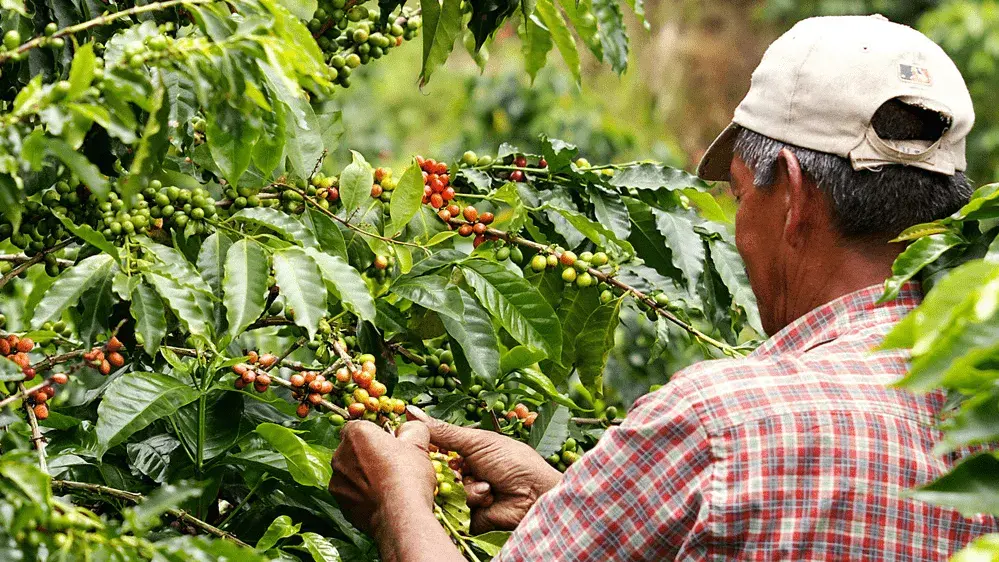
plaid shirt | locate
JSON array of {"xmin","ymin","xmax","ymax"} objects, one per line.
[{"xmin": 498, "ymin": 282, "xmax": 997, "ymax": 560}]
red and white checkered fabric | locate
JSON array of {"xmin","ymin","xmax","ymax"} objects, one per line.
[{"xmin": 497, "ymin": 282, "xmax": 998, "ymax": 560}]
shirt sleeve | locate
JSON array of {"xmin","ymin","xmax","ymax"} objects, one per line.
[{"xmin": 495, "ymin": 375, "xmax": 714, "ymax": 562}]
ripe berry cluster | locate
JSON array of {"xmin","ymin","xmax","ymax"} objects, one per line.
[
  {"xmin": 1, "ymin": 334, "xmax": 35, "ymax": 379},
  {"xmin": 82, "ymin": 337, "xmax": 127, "ymax": 376},
  {"xmin": 453, "ymin": 206, "xmax": 495, "ymax": 248},
  {"xmin": 337, "ymin": 354, "xmax": 406, "ymax": 420},
  {"xmin": 418, "ymin": 156, "xmax": 454, "ymax": 210},
  {"xmin": 504, "ymin": 402, "xmax": 538, "ymax": 427},
  {"xmin": 232, "ymin": 351, "xmax": 278, "ymax": 393}
]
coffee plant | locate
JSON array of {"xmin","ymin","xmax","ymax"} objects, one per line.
[{"xmin": 0, "ymin": 0, "xmax": 761, "ymax": 559}]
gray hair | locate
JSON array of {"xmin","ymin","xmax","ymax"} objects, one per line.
[{"xmin": 732, "ymin": 100, "xmax": 973, "ymax": 240}]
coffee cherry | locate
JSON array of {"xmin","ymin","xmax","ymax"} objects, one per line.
[
  {"xmin": 472, "ymin": 222, "xmax": 487, "ymax": 235},
  {"xmin": 479, "ymin": 212, "xmax": 494, "ymax": 225},
  {"xmin": 52, "ymin": 373, "xmax": 68, "ymax": 385},
  {"xmin": 256, "ymin": 373, "xmax": 272, "ymax": 386},
  {"xmin": 510, "ymin": 170, "xmax": 524, "ymax": 182},
  {"xmin": 33, "ymin": 403, "xmax": 49, "ymax": 420},
  {"xmin": 429, "ymin": 193, "xmax": 444, "ymax": 208},
  {"xmin": 3, "ymin": 30, "xmax": 21, "ymax": 50},
  {"xmin": 473, "ymin": 235, "xmax": 486, "ymax": 248},
  {"xmin": 34, "ymin": 390, "xmax": 48, "ymax": 404},
  {"xmin": 600, "ymin": 289, "xmax": 614, "ymax": 303},
  {"xmin": 44, "ymin": 22, "xmax": 58, "ymax": 36},
  {"xmin": 437, "ymin": 209, "xmax": 452, "ymax": 222},
  {"xmin": 290, "ymin": 374, "xmax": 306, "ymax": 387},
  {"xmin": 370, "ymin": 184, "xmax": 383, "ymax": 198},
  {"xmin": 352, "ymin": 370, "xmax": 374, "ymax": 389},
  {"xmin": 513, "ymin": 403, "xmax": 530, "ymax": 419},
  {"xmin": 654, "ymin": 293, "xmax": 670, "ymax": 307},
  {"xmin": 560, "ymin": 251, "xmax": 577, "ymax": 267},
  {"xmin": 369, "ymin": 381, "xmax": 387, "ymax": 398},
  {"xmin": 576, "ymin": 272, "xmax": 594, "ymax": 288},
  {"xmin": 462, "ymin": 206, "xmax": 478, "ymax": 222},
  {"xmin": 307, "ymin": 393, "xmax": 323, "ymax": 405},
  {"xmin": 461, "ymin": 151, "xmax": 478, "ymax": 166},
  {"xmin": 247, "ymin": 350, "xmax": 259, "ymax": 363},
  {"xmin": 254, "ymin": 381, "xmax": 270, "ymax": 393},
  {"xmin": 16, "ymin": 338, "xmax": 33, "ymax": 353},
  {"xmin": 561, "ymin": 268, "xmax": 577, "ymax": 283},
  {"xmin": 458, "ymin": 224, "xmax": 473, "ymax": 237},
  {"xmin": 335, "ymin": 367, "xmax": 351, "ymax": 383},
  {"xmin": 591, "ymin": 252, "xmax": 609, "ymax": 266},
  {"xmin": 530, "ymin": 254, "xmax": 547, "ymax": 272},
  {"xmin": 347, "ymin": 402, "xmax": 366, "ymax": 418},
  {"xmin": 524, "ymin": 411, "xmax": 538, "ymax": 427},
  {"xmin": 296, "ymin": 403, "xmax": 311, "ymax": 418},
  {"xmin": 109, "ymin": 352, "xmax": 125, "ymax": 368},
  {"xmin": 107, "ymin": 336, "xmax": 124, "ymax": 352},
  {"xmin": 99, "ymin": 360, "xmax": 111, "ymax": 375},
  {"xmin": 510, "ymin": 247, "xmax": 524, "ymax": 263},
  {"xmin": 259, "ymin": 354, "xmax": 278, "ymax": 368},
  {"xmin": 373, "ymin": 255, "xmax": 389, "ymax": 270}
]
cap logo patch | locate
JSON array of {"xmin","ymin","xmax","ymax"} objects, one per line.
[{"xmin": 899, "ymin": 63, "xmax": 932, "ymax": 85}]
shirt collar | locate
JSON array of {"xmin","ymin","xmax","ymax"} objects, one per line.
[{"xmin": 748, "ymin": 281, "xmax": 922, "ymax": 358}]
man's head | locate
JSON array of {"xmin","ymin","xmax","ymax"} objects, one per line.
[{"xmin": 697, "ymin": 15, "xmax": 975, "ymax": 335}]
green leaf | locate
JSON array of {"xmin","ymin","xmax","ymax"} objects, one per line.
[
  {"xmin": 682, "ymin": 188, "xmax": 730, "ymax": 224},
  {"xmin": 653, "ymin": 209, "xmax": 705, "ymax": 293},
  {"xmin": 272, "ymin": 248, "xmax": 327, "ymax": 339},
  {"xmin": 255, "ymin": 423, "xmax": 333, "ymax": 488},
  {"xmin": 935, "ymin": 390, "xmax": 999, "ymax": 454},
  {"xmin": 440, "ymin": 287, "xmax": 501, "ymax": 383},
  {"xmin": 125, "ymin": 74, "xmax": 171, "ymax": 205},
  {"xmin": 224, "ymin": 240, "xmax": 270, "ymax": 339},
  {"xmin": 610, "ymin": 163, "xmax": 704, "ymax": 191},
  {"xmin": 126, "ymin": 434, "xmax": 180, "ymax": 483},
  {"xmin": 461, "ymin": 260, "xmax": 562, "ymax": 360},
  {"xmin": 575, "ymin": 296, "xmax": 623, "ymax": 391},
  {"xmin": 198, "ymin": 232, "xmax": 232, "ymax": 298},
  {"xmin": 0, "ymin": 176, "xmax": 23, "ymax": 233},
  {"xmin": 528, "ymin": 402, "xmax": 571, "ymax": 457},
  {"xmin": 257, "ymin": 515, "xmax": 301, "ymax": 551},
  {"xmin": 709, "ymin": 238, "xmax": 763, "ymax": 334},
  {"xmin": 419, "ymin": 0, "xmax": 463, "ymax": 84},
  {"xmin": 77, "ymin": 264, "xmax": 117, "ymax": 346},
  {"xmin": 544, "ymin": 285, "xmax": 599, "ymax": 386},
  {"xmin": 392, "ymin": 275, "xmax": 462, "ymax": 316},
  {"xmin": 588, "ymin": 186, "xmax": 630, "ymax": 240},
  {"xmin": 467, "ymin": 531, "xmax": 511, "ymax": 557},
  {"xmin": 125, "ymin": 483, "xmax": 202, "ymax": 534},
  {"xmin": 591, "ymin": 0, "xmax": 628, "ymax": 73},
  {"xmin": 500, "ymin": 346, "xmax": 547, "ymax": 373},
  {"xmin": 511, "ymin": 367, "xmax": 580, "ymax": 410},
  {"xmin": 46, "ymin": 138, "xmax": 109, "ymax": 198},
  {"xmin": 308, "ymin": 208, "xmax": 348, "ymax": 260},
  {"xmin": 143, "ymin": 269, "xmax": 213, "ymax": 342},
  {"xmin": 389, "ymin": 159, "xmax": 426, "ymax": 235},
  {"xmin": 301, "ymin": 532, "xmax": 342, "ymax": 562},
  {"xmin": 0, "ymin": 0, "xmax": 27, "ymax": 15},
  {"xmin": 67, "ymin": 43, "xmax": 97, "ymax": 98},
  {"xmin": 534, "ymin": 0, "xmax": 580, "ymax": 84},
  {"xmin": 207, "ymin": 103, "xmax": 261, "ymax": 188},
  {"xmin": 305, "ymin": 248, "xmax": 376, "ymax": 322},
  {"xmin": 544, "ymin": 205, "xmax": 634, "ymax": 259},
  {"xmin": 96, "ymin": 372, "xmax": 200, "ymax": 458},
  {"xmin": 520, "ymin": 14, "xmax": 553, "ymax": 82},
  {"xmin": 231, "ymin": 207, "xmax": 319, "ymax": 248},
  {"xmin": 275, "ymin": 0, "xmax": 317, "ymax": 19},
  {"xmin": 338, "ymin": 150, "xmax": 374, "ymax": 217},
  {"xmin": 906, "ymin": 452, "xmax": 999, "ymax": 516},
  {"xmin": 32, "ymin": 254, "xmax": 115, "ymax": 328},
  {"xmin": 0, "ymin": 461, "xmax": 51, "ymax": 516},
  {"xmin": 880, "ymin": 232, "xmax": 964, "ymax": 303},
  {"xmin": 52, "ymin": 210, "xmax": 119, "ymax": 260},
  {"xmin": 174, "ymin": 391, "xmax": 243, "ymax": 461},
  {"xmin": 130, "ymin": 282, "xmax": 167, "ymax": 356},
  {"xmin": 0, "ymin": 356, "xmax": 24, "ymax": 382},
  {"xmin": 559, "ymin": 0, "xmax": 602, "ymax": 61}
]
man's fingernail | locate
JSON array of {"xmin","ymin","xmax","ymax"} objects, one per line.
[
  {"xmin": 406, "ymin": 405, "xmax": 426, "ymax": 419},
  {"xmin": 469, "ymin": 481, "xmax": 490, "ymax": 495}
]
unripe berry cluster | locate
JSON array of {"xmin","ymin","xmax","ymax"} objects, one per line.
[
  {"xmin": 528, "ymin": 248, "xmax": 611, "ymax": 291},
  {"xmin": 430, "ymin": 450, "xmax": 465, "ymax": 504},
  {"xmin": 415, "ymin": 346, "xmax": 457, "ymax": 389},
  {"xmin": 546, "ymin": 438, "xmax": 581, "ymax": 472}
]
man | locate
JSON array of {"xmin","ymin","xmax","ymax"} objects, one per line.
[{"xmin": 329, "ymin": 15, "xmax": 998, "ymax": 560}]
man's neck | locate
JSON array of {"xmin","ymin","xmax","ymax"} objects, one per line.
[{"xmin": 781, "ymin": 242, "xmax": 901, "ymax": 330}]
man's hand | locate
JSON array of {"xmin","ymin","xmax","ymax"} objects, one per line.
[
  {"xmin": 406, "ymin": 406, "xmax": 562, "ymax": 534},
  {"xmin": 329, "ymin": 420, "xmax": 436, "ymax": 538}
]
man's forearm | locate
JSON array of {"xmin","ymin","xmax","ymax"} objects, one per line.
[{"xmin": 373, "ymin": 492, "xmax": 467, "ymax": 562}]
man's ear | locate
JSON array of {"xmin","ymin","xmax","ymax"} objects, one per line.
[{"xmin": 775, "ymin": 148, "xmax": 812, "ymax": 246}]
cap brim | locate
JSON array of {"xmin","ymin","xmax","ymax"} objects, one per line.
[{"xmin": 696, "ymin": 123, "xmax": 739, "ymax": 182}]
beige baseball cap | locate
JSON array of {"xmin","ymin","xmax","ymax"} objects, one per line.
[{"xmin": 697, "ymin": 14, "xmax": 975, "ymax": 182}]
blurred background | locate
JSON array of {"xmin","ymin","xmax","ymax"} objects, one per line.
[{"xmin": 335, "ymin": 0, "xmax": 999, "ymax": 406}]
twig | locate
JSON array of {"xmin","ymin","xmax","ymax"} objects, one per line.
[
  {"xmin": 218, "ymin": 473, "xmax": 268, "ymax": 530},
  {"xmin": 262, "ymin": 337, "xmax": 306, "ymax": 373},
  {"xmin": 0, "ymin": 240, "xmax": 73, "ymax": 290},
  {"xmin": 0, "ymin": 0, "xmax": 213, "ymax": 64},
  {"xmin": 19, "ymin": 382, "xmax": 47, "ymax": 473},
  {"xmin": 245, "ymin": 316, "xmax": 295, "ymax": 330},
  {"xmin": 330, "ymin": 336, "xmax": 360, "ymax": 374},
  {"xmin": 388, "ymin": 342, "xmax": 425, "ymax": 365},
  {"xmin": 451, "ymin": 219, "xmax": 742, "ymax": 356},
  {"xmin": 0, "ymin": 254, "xmax": 73, "ymax": 267},
  {"xmin": 571, "ymin": 416, "xmax": 623, "ymax": 426},
  {"xmin": 52, "ymin": 480, "xmax": 252, "ymax": 548}
]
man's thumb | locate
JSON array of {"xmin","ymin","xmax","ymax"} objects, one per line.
[
  {"xmin": 406, "ymin": 405, "xmax": 480, "ymax": 452},
  {"xmin": 395, "ymin": 420, "xmax": 430, "ymax": 451}
]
